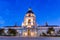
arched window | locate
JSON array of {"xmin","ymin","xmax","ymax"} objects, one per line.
[
  {"xmin": 28, "ymin": 14, "xmax": 31, "ymax": 17},
  {"xmin": 28, "ymin": 19, "xmax": 31, "ymax": 23}
]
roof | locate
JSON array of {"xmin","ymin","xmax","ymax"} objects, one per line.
[
  {"xmin": 38, "ymin": 25, "xmax": 59, "ymax": 27},
  {"xmin": 26, "ymin": 8, "xmax": 34, "ymax": 13},
  {"xmin": 3, "ymin": 23, "xmax": 21, "ymax": 27}
]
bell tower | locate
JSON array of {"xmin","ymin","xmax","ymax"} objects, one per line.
[
  {"xmin": 22, "ymin": 8, "xmax": 36, "ymax": 28},
  {"xmin": 22, "ymin": 8, "xmax": 37, "ymax": 37}
]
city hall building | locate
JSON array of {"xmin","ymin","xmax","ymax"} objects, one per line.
[{"xmin": 1, "ymin": 8, "xmax": 60, "ymax": 37}]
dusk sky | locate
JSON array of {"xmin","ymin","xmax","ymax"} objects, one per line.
[{"xmin": 0, "ymin": 0, "xmax": 60, "ymax": 27}]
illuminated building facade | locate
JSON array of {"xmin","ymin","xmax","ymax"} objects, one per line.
[
  {"xmin": 22, "ymin": 8, "xmax": 37, "ymax": 37},
  {"xmin": 0, "ymin": 8, "xmax": 60, "ymax": 37},
  {"xmin": 21, "ymin": 8, "xmax": 60, "ymax": 37}
]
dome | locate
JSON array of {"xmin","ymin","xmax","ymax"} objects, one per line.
[
  {"xmin": 26, "ymin": 12, "xmax": 35, "ymax": 17},
  {"xmin": 25, "ymin": 8, "xmax": 35, "ymax": 17},
  {"xmin": 27, "ymin": 8, "xmax": 34, "ymax": 13}
]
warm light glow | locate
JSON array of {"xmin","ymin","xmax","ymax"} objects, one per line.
[
  {"xmin": 51, "ymin": 31, "xmax": 54, "ymax": 34},
  {"xmin": 26, "ymin": 13, "xmax": 35, "ymax": 17},
  {"xmin": 26, "ymin": 22, "xmax": 28, "ymax": 25},
  {"xmin": 31, "ymin": 14, "xmax": 35, "ymax": 17},
  {"xmin": 31, "ymin": 22, "xmax": 33, "ymax": 25},
  {"xmin": 26, "ymin": 14, "xmax": 30, "ymax": 16},
  {"xmin": 27, "ymin": 25, "xmax": 31, "ymax": 28},
  {"xmin": 22, "ymin": 9, "xmax": 37, "ymax": 37},
  {"xmin": 25, "ymin": 19, "xmax": 28, "ymax": 23},
  {"xmin": 31, "ymin": 32, "xmax": 34, "ymax": 36},
  {"xmin": 31, "ymin": 19, "xmax": 33, "ymax": 22},
  {"xmin": 23, "ymin": 31, "xmax": 37, "ymax": 37},
  {"xmin": 23, "ymin": 32, "xmax": 27, "ymax": 36},
  {"xmin": 24, "ymin": 32, "xmax": 27, "ymax": 36}
]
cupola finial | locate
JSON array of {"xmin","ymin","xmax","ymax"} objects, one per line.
[{"xmin": 28, "ymin": 7, "xmax": 32, "ymax": 11}]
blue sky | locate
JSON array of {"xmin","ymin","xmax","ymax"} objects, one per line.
[{"xmin": 0, "ymin": 0, "xmax": 60, "ymax": 27}]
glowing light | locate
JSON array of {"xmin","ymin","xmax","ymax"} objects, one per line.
[
  {"xmin": 23, "ymin": 32, "xmax": 27, "ymax": 36},
  {"xmin": 31, "ymin": 19, "xmax": 33, "ymax": 22},
  {"xmin": 51, "ymin": 31, "xmax": 54, "ymax": 34},
  {"xmin": 27, "ymin": 25, "xmax": 31, "ymax": 28},
  {"xmin": 24, "ymin": 32, "xmax": 27, "ymax": 36},
  {"xmin": 31, "ymin": 14, "xmax": 35, "ymax": 17},
  {"xmin": 26, "ymin": 22, "xmax": 28, "ymax": 25},
  {"xmin": 31, "ymin": 22, "xmax": 33, "ymax": 25},
  {"xmin": 31, "ymin": 32, "xmax": 34, "ymax": 36}
]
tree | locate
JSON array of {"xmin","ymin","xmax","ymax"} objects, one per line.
[
  {"xmin": 42, "ymin": 32, "xmax": 46, "ymax": 36},
  {"xmin": 57, "ymin": 30, "xmax": 60, "ymax": 34},
  {"xmin": 47, "ymin": 27, "xmax": 55, "ymax": 36},
  {"xmin": 7, "ymin": 28, "xmax": 18, "ymax": 36},
  {"xmin": 0, "ymin": 29, "xmax": 5, "ymax": 36}
]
